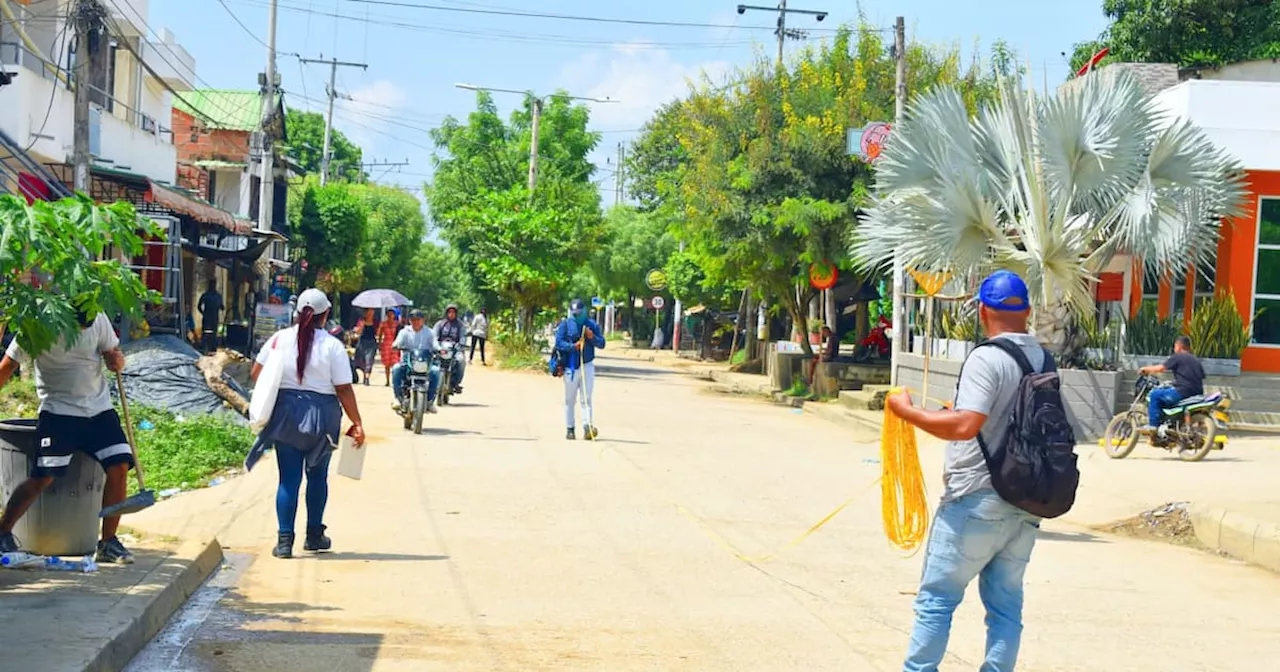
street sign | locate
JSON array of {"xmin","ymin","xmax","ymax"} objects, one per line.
[
  {"xmin": 652, "ymin": 296, "xmax": 665, "ymax": 310},
  {"xmin": 645, "ymin": 268, "xmax": 668, "ymax": 291},
  {"xmin": 591, "ymin": 296, "xmax": 604, "ymax": 308}
]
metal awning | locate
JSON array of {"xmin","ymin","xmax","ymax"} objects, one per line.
[{"xmin": 146, "ymin": 180, "xmax": 254, "ymax": 234}]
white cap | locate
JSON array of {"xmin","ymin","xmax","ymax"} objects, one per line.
[{"xmin": 295, "ymin": 288, "xmax": 331, "ymax": 315}]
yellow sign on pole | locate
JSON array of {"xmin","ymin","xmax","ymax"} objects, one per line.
[{"xmin": 908, "ymin": 269, "xmax": 950, "ymax": 297}]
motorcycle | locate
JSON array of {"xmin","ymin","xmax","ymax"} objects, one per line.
[
  {"xmin": 853, "ymin": 315, "xmax": 893, "ymax": 363},
  {"xmin": 435, "ymin": 340, "xmax": 462, "ymax": 406},
  {"xmin": 398, "ymin": 350, "xmax": 434, "ymax": 434},
  {"xmin": 1103, "ymin": 374, "xmax": 1230, "ymax": 462}
]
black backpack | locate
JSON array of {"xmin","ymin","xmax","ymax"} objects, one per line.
[{"xmin": 968, "ymin": 339, "xmax": 1080, "ymax": 519}]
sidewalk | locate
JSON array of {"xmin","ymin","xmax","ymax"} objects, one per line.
[
  {"xmin": 615, "ymin": 343, "xmax": 1280, "ymax": 573},
  {"xmin": 0, "ymin": 534, "xmax": 221, "ymax": 672}
]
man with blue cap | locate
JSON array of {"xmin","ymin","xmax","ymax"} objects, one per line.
[
  {"xmin": 555, "ymin": 298, "xmax": 606, "ymax": 440},
  {"xmin": 886, "ymin": 269, "xmax": 1047, "ymax": 672}
]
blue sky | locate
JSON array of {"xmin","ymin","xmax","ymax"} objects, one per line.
[{"xmin": 148, "ymin": 0, "xmax": 1110, "ymax": 202}]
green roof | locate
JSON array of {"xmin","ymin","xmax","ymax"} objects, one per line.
[{"xmin": 174, "ymin": 89, "xmax": 282, "ymax": 131}]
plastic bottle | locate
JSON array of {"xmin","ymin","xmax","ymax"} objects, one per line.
[
  {"xmin": 0, "ymin": 551, "xmax": 42, "ymax": 568},
  {"xmin": 44, "ymin": 555, "xmax": 98, "ymax": 573}
]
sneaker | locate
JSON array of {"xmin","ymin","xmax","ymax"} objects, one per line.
[
  {"xmin": 96, "ymin": 536, "xmax": 135, "ymax": 564},
  {"xmin": 427, "ymin": 403, "xmax": 439, "ymax": 414},
  {"xmin": 583, "ymin": 425, "xmax": 598, "ymax": 440},
  {"xmin": 0, "ymin": 532, "xmax": 21, "ymax": 554},
  {"xmin": 273, "ymin": 532, "xmax": 294, "ymax": 559},
  {"xmin": 566, "ymin": 428, "xmax": 576, "ymax": 440},
  {"xmin": 391, "ymin": 399, "xmax": 404, "ymax": 412}
]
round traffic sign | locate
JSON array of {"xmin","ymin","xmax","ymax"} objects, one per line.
[
  {"xmin": 591, "ymin": 296, "xmax": 604, "ymax": 308},
  {"xmin": 651, "ymin": 296, "xmax": 665, "ymax": 310},
  {"xmin": 645, "ymin": 269, "xmax": 668, "ymax": 291}
]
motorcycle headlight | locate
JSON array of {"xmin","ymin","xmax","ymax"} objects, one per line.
[{"xmin": 412, "ymin": 361, "xmax": 431, "ymax": 373}]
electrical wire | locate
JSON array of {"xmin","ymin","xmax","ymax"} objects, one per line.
[
  {"xmin": 19, "ymin": 1, "xmax": 73, "ymax": 152},
  {"xmin": 213, "ymin": 0, "xmax": 271, "ymax": 48},
  {"xmin": 344, "ymin": 0, "xmax": 843, "ymax": 32}
]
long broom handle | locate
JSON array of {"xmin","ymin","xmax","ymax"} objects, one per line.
[{"xmin": 115, "ymin": 375, "xmax": 147, "ymax": 490}]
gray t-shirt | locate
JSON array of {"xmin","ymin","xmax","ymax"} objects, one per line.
[
  {"xmin": 392, "ymin": 325, "xmax": 438, "ymax": 354},
  {"xmin": 943, "ymin": 332, "xmax": 1046, "ymax": 502},
  {"xmin": 5, "ymin": 313, "xmax": 119, "ymax": 418}
]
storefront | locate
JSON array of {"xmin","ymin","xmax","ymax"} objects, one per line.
[{"xmin": 1150, "ymin": 79, "xmax": 1280, "ymax": 372}]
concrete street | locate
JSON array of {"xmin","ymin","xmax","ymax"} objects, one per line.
[{"xmin": 124, "ymin": 352, "xmax": 1280, "ymax": 671}]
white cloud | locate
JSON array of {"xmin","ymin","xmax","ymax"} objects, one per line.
[
  {"xmin": 558, "ymin": 43, "xmax": 732, "ymax": 131},
  {"xmin": 334, "ymin": 79, "xmax": 409, "ymax": 150}
]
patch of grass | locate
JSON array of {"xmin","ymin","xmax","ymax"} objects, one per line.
[
  {"xmin": 785, "ymin": 379, "xmax": 810, "ymax": 398},
  {"xmin": 124, "ymin": 406, "xmax": 253, "ymax": 495},
  {"xmin": 0, "ymin": 377, "xmax": 39, "ymax": 419},
  {"xmin": 493, "ymin": 334, "xmax": 547, "ymax": 372}
]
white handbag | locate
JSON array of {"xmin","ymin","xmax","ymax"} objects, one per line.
[{"xmin": 248, "ymin": 328, "xmax": 295, "ymax": 431}]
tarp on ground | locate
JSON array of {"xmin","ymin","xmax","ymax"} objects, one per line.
[{"xmin": 113, "ymin": 335, "xmax": 249, "ymax": 424}]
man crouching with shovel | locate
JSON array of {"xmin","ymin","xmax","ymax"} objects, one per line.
[{"xmin": 0, "ymin": 310, "xmax": 137, "ymax": 564}]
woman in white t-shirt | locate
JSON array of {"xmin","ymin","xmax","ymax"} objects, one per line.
[{"xmin": 250, "ymin": 288, "xmax": 365, "ymax": 559}]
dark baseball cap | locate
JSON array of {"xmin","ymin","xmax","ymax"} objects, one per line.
[
  {"xmin": 408, "ymin": 309, "xmax": 424, "ymax": 319},
  {"xmin": 974, "ymin": 270, "xmax": 1030, "ymax": 312}
]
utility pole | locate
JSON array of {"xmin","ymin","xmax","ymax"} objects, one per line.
[
  {"xmin": 736, "ymin": 2, "xmax": 829, "ymax": 67},
  {"xmin": 72, "ymin": 0, "xmax": 105, "ymax": 193},
  {"xmin": 455, "ymin": 83, "xmax": 615, "ymax": 200},
  {"xmin": 256, "ymin": 0, "xmax": 278, "ymax": 233},
  {"xmin": 300, "ymin": 56, "xmax": 369, "ymax": 185},
  {"xmin": 527, "ymin": 97, "xmax": 542, "ymax": 196},
  {"xmin": 614, "ymin": 142, "xmax": 626, "ymax": 206},
  {"xmin": 890, "ymin": 15, "xmax": 906, "ymax": 386}
]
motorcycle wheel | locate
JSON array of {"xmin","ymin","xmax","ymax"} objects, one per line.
[
  {"xmin": 1178, "ymin": 414, "xmax": 1216, "ymax": 462},
  {"xmin": 1103, "ymin": 413, "xmax": 1139, "ymax": 459},
  {"xmin": 440, "ymin": 372, "xmax": 451, "ymax": 406},
  {"xmin": 412, "ymin": 390, "xmax": 425, "ymax": 435}
]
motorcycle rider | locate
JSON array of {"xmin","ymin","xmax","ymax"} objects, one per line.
[
  {"xmin": 391, "ymin": 309, "xmax": 442, "ymax": 414},
  {"xmin": 434, "ymin": 304, "xmax": 467, "ymax": 394},
  {"xmin": 1138, "ymin": 335, "xmax": 1205, "ymax": 433},
  {"xmin": 555, "ymin": 298, "xmax": 606, "ymax": 440}
]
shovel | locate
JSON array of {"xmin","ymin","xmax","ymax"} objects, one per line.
[{"xmin": 99, "ymin": 375, "xmax": 156, "ymax": 517}]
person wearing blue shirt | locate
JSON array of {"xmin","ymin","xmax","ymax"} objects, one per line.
[{"xmin": 555, "ymin": 298, "xmax": 606, "ymax": 440}]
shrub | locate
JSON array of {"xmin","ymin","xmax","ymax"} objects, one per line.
[{"xmin": 1186, "ymin": 291, "xmax": 1255, "ymax": 359}]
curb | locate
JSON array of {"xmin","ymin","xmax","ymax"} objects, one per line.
[
  {"xmin": 1189, "ymin": 503, "xmax": 1280, "ymax": 574},
  {"xmin": 83, "ymin": 537, "xmax": 224, "ymax": 672}
]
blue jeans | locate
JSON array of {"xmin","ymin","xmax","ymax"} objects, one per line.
[
  {"xmin": 1148, "ymin": 387, "xmax": 1182, "ymax": 427},
  {"xmin": 905, "ymin": 490, "xmax": 1040, "ymax": 672},
  {"xmin": 275, "ymin": 443, "xmax": 331, "ymax": 534},
  {"xmin": 391, "ymin": 360, "xmax": 441, "ymax": 403}
]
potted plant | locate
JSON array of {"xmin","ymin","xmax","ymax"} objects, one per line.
[
  {"xmin": 1184, "ymin": 291, "xmax": 1255, "ymax": 376},
  {"xmin": 807, "ymin": 318, "xmax": 825, "ymax": 346},
  {"xmin": 1121, "ymin": 302, "xmax": 1181, "ymax": 370},
  {"xmin": 933, "ymin": 302, "xmax": 978, "ymax": 360}
]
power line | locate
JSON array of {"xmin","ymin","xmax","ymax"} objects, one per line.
[
  {"xmin": 344, "ymin": 0, "xmax": 843, "ymax": 31},
  {"xmin": 213, "ymin": 0, "xmax": 271, "ymax": 48},
  {"xmin": 22, "ymin": 1, "xmax": 74, "ymax": 152}
]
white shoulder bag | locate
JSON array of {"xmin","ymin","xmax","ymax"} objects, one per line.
[{"xmin": 249, "ymin": 328, "xmax": 295, "ymax": 431}]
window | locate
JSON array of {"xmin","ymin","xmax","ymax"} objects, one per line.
[
  {"xmin": 1252, "ymin": 198, "xmax": 1280, "ymax": 345},
  {"xmin": 1173, "ymin": 260, "xmax": 1216, "ymax": 317},
  {"xmin": 1141, "ymin": 269, "xmax": 1161, "ymax": 314}
]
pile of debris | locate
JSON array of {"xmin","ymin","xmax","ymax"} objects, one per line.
[
  {"xmin": 1103, "ymin": 501, "xmax": 1198, "ymax": 546},
  {"xmin": 113, "ymin": 336, "xmax": 251, "ymax": 422}
]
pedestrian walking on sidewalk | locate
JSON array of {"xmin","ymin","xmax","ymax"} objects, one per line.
[
  {"xmin": 555, "ymin": 298, "xmax": 606, "ymax": 440},
  {"xmin": 885, "ymin": 271, "xmax": 1048, "ymax": 672},
  {"xmin": 0, "ymin": 310, "xmax": 138, "ymax": 564},
  {"xmin": 353, "ymin": 308, "xmax": 378, "ymax": 386},
  {"xmin": 469, "ymin": 308, "xmax": 488, "ymax": 365},
  {"xmin": 248, "ymin": 289, "xmax": 366, "ymax": 559}
]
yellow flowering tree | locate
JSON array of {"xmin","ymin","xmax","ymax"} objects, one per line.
[{"xmin": 666, "ymin": 25, "xmax": 1005, "ymax": 354}]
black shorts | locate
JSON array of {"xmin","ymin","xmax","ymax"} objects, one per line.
[{"xmin": 33, "ymin": 410, "xmax": 135, "ymax": 478}]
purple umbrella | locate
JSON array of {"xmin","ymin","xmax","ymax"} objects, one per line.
[{"xmin": 351, "ymin": 289, "xmax": 411, "ymax": 309}]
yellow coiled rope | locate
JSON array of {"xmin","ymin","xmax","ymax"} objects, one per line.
[{"xmin": 881, "ymin": 388, "xmax": 930, "ymax": 552}]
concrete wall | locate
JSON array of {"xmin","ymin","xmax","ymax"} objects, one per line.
[
  {"xmin": 893, "ymin": 353, "xmax": 1122, "ymax": 441},
  {"xmin": 1058, "ymin": 62, "xmax": 1179, "ymax": 98}
]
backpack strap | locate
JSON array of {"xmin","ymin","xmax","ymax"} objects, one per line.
[{"xmin": 973, "ymin": 338, "xmax": 1056, "ymax": 375}]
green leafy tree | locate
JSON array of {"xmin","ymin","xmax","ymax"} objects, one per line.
[
  {"xmin": 285, "ymin": 109, "xmax": 366, "ymax": 182},
  {"xmin": 670, "ymin": 25, "xmax": 1001, "ymax": 354},
  {"xmin": 590, "ymin": 207, "xmax": 676, "ymax": 303},
  {"xmin": 426, "ymin": 91, "xmax": 603, "ymax": 335},
  {"xmin": 0, "ymin": 195, "xmax": 160, "ymax": 357},
  {"xmin": 1069, "ymin": 0, "xmax": 1280, "ymax": 73},
  {"xmin": 290, "ymin": 179, "xmax": 369, "ymax": 291},
  {"xmin": 400, "ymin": 242, "xmax": 476, "ymax": 319},
  {"xmin": 355, "ymin": 184, "xmax": 425, "ymax": 288}
]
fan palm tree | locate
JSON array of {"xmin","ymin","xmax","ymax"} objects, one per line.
[{"xmin": 852, "ymin": 71, "xmax": 1246, "ymax": 351}]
